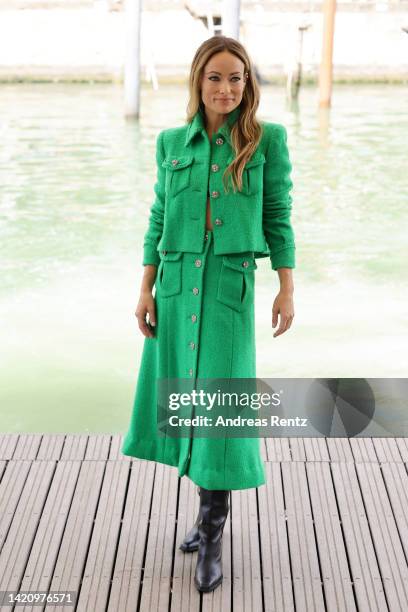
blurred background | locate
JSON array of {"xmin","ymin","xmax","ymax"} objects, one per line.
[{"xmin": 1, "ymin": 0, "xmax": 407, "ymax": 433}]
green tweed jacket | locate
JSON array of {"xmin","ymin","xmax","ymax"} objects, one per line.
[{"xmin": 142, "ymin": 105, "xmax": 295, "ymax": 270}]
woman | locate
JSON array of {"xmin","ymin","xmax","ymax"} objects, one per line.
[{"xmin": 121, "ymin": 35, "xmax": 295, "ymax": 593}]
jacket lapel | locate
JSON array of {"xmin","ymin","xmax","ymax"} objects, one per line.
[{"xmin": 184, "ymin": 104, "xmax": 241, "ymax": 147}]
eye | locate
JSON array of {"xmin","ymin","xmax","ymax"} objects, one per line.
[{"xmin": 208, "ymin": 76, "xmax": 241, "ymax": 82}]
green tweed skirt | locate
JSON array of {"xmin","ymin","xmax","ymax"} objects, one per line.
[{"xmin": 121, "ymin": 229, "xmax": 266, "ymax": 490}]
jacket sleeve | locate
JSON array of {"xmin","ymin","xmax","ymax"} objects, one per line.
[
  {"xmin": 142, "ymin": 129, "xmax": 166, "ymax": 267},
  {"xmin": 262, "ymin": 124, "xmax": 296, "ymax": 270}
]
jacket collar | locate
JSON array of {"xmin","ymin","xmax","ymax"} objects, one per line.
[{"xmin": 185, "ymin": 104, "xmax": 241, "ymax": 147}]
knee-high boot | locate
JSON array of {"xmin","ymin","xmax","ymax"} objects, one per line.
[
  {"xmin": 194, "ymin": 487, "xmax": 230, "ymax": 592},
  {"xmin": 179, "ymin": 487, "xmax": 201, "ymax": 552}
]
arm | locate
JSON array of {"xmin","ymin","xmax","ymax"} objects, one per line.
[
  {"xmin": 262, "ymin": 124, "xmax": 296, "ymax": 271},
  {"xmin": 142, "ymin": 129, "xmax": 166, "ymax": 267},
  {"xmin": 262, "ymin": 125, "xmax": 296, "ymax": 336},
  {"xmin": 136, "ymin": 130, "xmax": 166, "ymax": 338}
]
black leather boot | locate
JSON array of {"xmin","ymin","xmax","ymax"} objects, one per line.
[
  {"xmin": 179, "ymin": 487, "xmax": 201, "ymax": 552},
  {"xmin": 194, "ymin": 487, "xmax": 230, "ymax": 592}
]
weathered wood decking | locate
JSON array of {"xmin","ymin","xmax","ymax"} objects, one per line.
[{"xmin": 0, "ymin": 434, "xmax": 408, "ymax": 611}]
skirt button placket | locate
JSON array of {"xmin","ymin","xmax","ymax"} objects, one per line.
[
  {"xmin": 180, "ymin": 229, "xmax": 213, "ymax": 473},
  {"xmin": 187, "ymin": 231, "xmax": 211, "ymax": 381}
]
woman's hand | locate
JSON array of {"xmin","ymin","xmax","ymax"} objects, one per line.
[
  {"xmin": 135, "ymin": 264, "xmax": 158, "ymax": 337},
  {"xmin": 272, "ymin": 290, "xmax": 294, "ymax": 337},
  {"xmin": 135, "ymin": 290, "xmax": 157, "ymax": 338}
]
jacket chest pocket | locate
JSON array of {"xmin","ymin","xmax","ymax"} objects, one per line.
[
  {"xmin": 156, "ymin": 251, "xmax": 183, "ymax": 297},
  {"xmin": 242, "ymin": 154, "xmax": 266, "ymax": 195},
  {"xmin": 162, "ymin": 156, "xmax": 194, "ymax": 197},
  {"xmin": 216, "ymin": 254, "xmax": 257, "ymax": 312}
]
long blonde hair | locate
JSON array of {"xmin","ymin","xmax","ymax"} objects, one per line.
[{"xmin": 186, "ymin": 36, "xmax": 263, "ymax": 194}]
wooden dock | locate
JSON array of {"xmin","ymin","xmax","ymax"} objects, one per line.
[{"xmin": 1, "ymin": 434, "xmax": 408, "ymax": 611}]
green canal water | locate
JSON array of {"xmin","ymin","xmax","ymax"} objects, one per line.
[{"xmin": 1, "ymin": 83, "xmax": 407, "ymax": 433}]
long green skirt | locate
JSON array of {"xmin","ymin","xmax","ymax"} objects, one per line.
[{"xmin": 121, "ymin": 229, "xmax": 266, "ymax": 490}]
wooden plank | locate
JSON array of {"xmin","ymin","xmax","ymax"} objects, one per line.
[
  {"xmin": 44, "ymin": 460, "xmax": 106, "ymax": 611},
  {"xmin": 355, "ymin": 462, "xmax": 408, "ymax": 609},
  {"xmin": 372, "ymin": 438, "xmax": 403, "ymax": 463},
  {"xmin": 231, "ymin": 487, "xmax": 262, "ymax": 611},
  {"xmin": 109, "ymin": 460, "xmax": 155, "ymax": 611},
  {"xmin": 0, "ymin": 460, "xmax": 56, "ymax": 591},
  {"xmin": 288, "ymin": 438, "xmax": 307, "ymax": 462},
  {"xmin": 260, "ymin": 437, "xmax": 267, "ymax": 462},
  {"xmin": 109, "ymin": 433, "xmax": 131, "ymax": 460},
  {"xmin": 306, "ymin": 462, "xmax": 355, "ymax": 610},
  {"xmin": 60, "ymin": 434, "xmax": 88, "ymax": 460},
  {"xmin": 349, "ymin": 438, "xmax": 377, "ymax": 462},
  {"xmin": 0, "ymin": 459, "xmax": 32, "ymax": 551},
  {"xmin": 37, "ymin": 434, "xmax": 66, "ymax": 460},
  {"xmin": 76, "ymin": 460, "xmax": 131, "ymax": 610},
  {"xmin": 326, "ymin": 438, "xmax": 353, "ymax": 462},
  {"xmin": 381, "ymin": 462, "xmax": 408, "ymax": 560},
  {"xmin": 13, "ymin": 434, "xmax": 43, "ymax": 459},
  {"xmin": 16, "ymin": 461, "xmax": 81, "ymax": 608},
  {"xmin": 303, "ymin": 437, "xmax": 330, "ymax": 462},
  {"xmin": 0, "ymin": 460, "xmax": 7, "ymax": 483},
  {"xmin": 395, "ymin": 438, "xmax": 408, "ymax": 462},
  {"xmin": 138, "ymin": 463, "xmax": 178, "ymax": 612},
  {"xmin": 258, "ymin": 462, "xmax": 294, "ymax": 611},
  {"xmin": 84, "ymin": 434, "xmax": 111, "ymax": 460},
  {"xmin": 282, "ymin": 462, "xmax": 325, "ymax": 610},
  {"xmin": 0, "ymin": 433, "xmax": 19, "ymax": 459},
  {"xmin": 171, "ymin": 477, "xmax": 201, "ymax": 611},
  {"xmin": 265, "ymin": 437, "xmax": 291, "ymax": 462},
  {"xmin": 331, "ymin": 462, "xmax": 388, "ymax": 610}
]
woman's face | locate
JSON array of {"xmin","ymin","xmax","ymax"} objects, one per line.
[{"xmin": 200, "ymin": 50, "xmax": 247, "ymax": 116}]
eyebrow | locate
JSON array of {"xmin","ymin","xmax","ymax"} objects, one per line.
[{"xmin": 206, "ymin": 71, "xmax": 241, "ymax": 75}]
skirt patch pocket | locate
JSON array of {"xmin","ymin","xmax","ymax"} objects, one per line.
[
  {"xmin": 156, "ymin": 250, "xmax": 183, "ymax": 297},
  {"xmin": 216, "ymin": 253, "xmax": 257, "ymax": 312}
]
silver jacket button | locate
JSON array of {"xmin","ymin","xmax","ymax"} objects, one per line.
[
  {"xmin": 214, "ymin": 218, "xmax": 223, "ymax": 226},
  {"xmin": 215, "ymin": 138, "xmax": 224, "ymax": 145},
  {"xmin": 195, "ymin": 259, "xmax": 202, "ymax": 267},
  {"xmin": 211, "ymin": 163, "xmax": 219, "ymax": 172},
  {"xmin": 171, "ymin": 159, "xmax": 179, "ymax": 166},
  {"xmin": 211, "ymin": 191, "xmax": 219, "ymax": 198},
  {"xmin": 242, "ymin": 260, "xmax": 249, "ymax": 268},
  {"xmin": 192, "ymin": 287, "xmax": 199, "ymax": 295},
  {"xmin": 191, "ymin": 314, "xmax": 197, "ymax": 322}
]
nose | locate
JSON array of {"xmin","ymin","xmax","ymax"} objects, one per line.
[{"xmin": 218, "ymin": 82, "xmax": 231, "ymax": 94}]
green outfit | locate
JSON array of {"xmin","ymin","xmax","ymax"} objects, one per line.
[{"xmin": 121, "ymin": 105, "xmax": 295, "ymax": 490}]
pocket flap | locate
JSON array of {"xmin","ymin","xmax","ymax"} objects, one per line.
[
  {"xmin": 222, "ymin": 254, "xmax": 258, "ymax": 272},
  {"xmin": 159, "ymin": 250, "xmax": 183, "ymax": 261},
  {"xmin": 244, "ymin": 153, "xmax": 266, "ymax": 169},
  {"xmin": 162, "ymin": 156, "xmax": 194, "ymax": 171}
]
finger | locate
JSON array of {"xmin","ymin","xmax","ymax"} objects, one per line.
[
  {"xmin": 274, "ymin": 313, "xmax": 294, "ymax": 336},
  {"xmin": 147, "ymin": 304, "xmax": 157, "ymax": 328},
  {"xmin": 137, "ymin": 316, "xmax": 152, "ymax": 338},
  {"xmin": 272, "ymin": 307, "xmax": 279, "ymax": 328},
  {"xmin": 136, "ymin": 312, "xmax": 153, "ymax": 338},
  {"xmin": 273, "ymin": 315, "xmax": 289, "ymax": 337}
]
